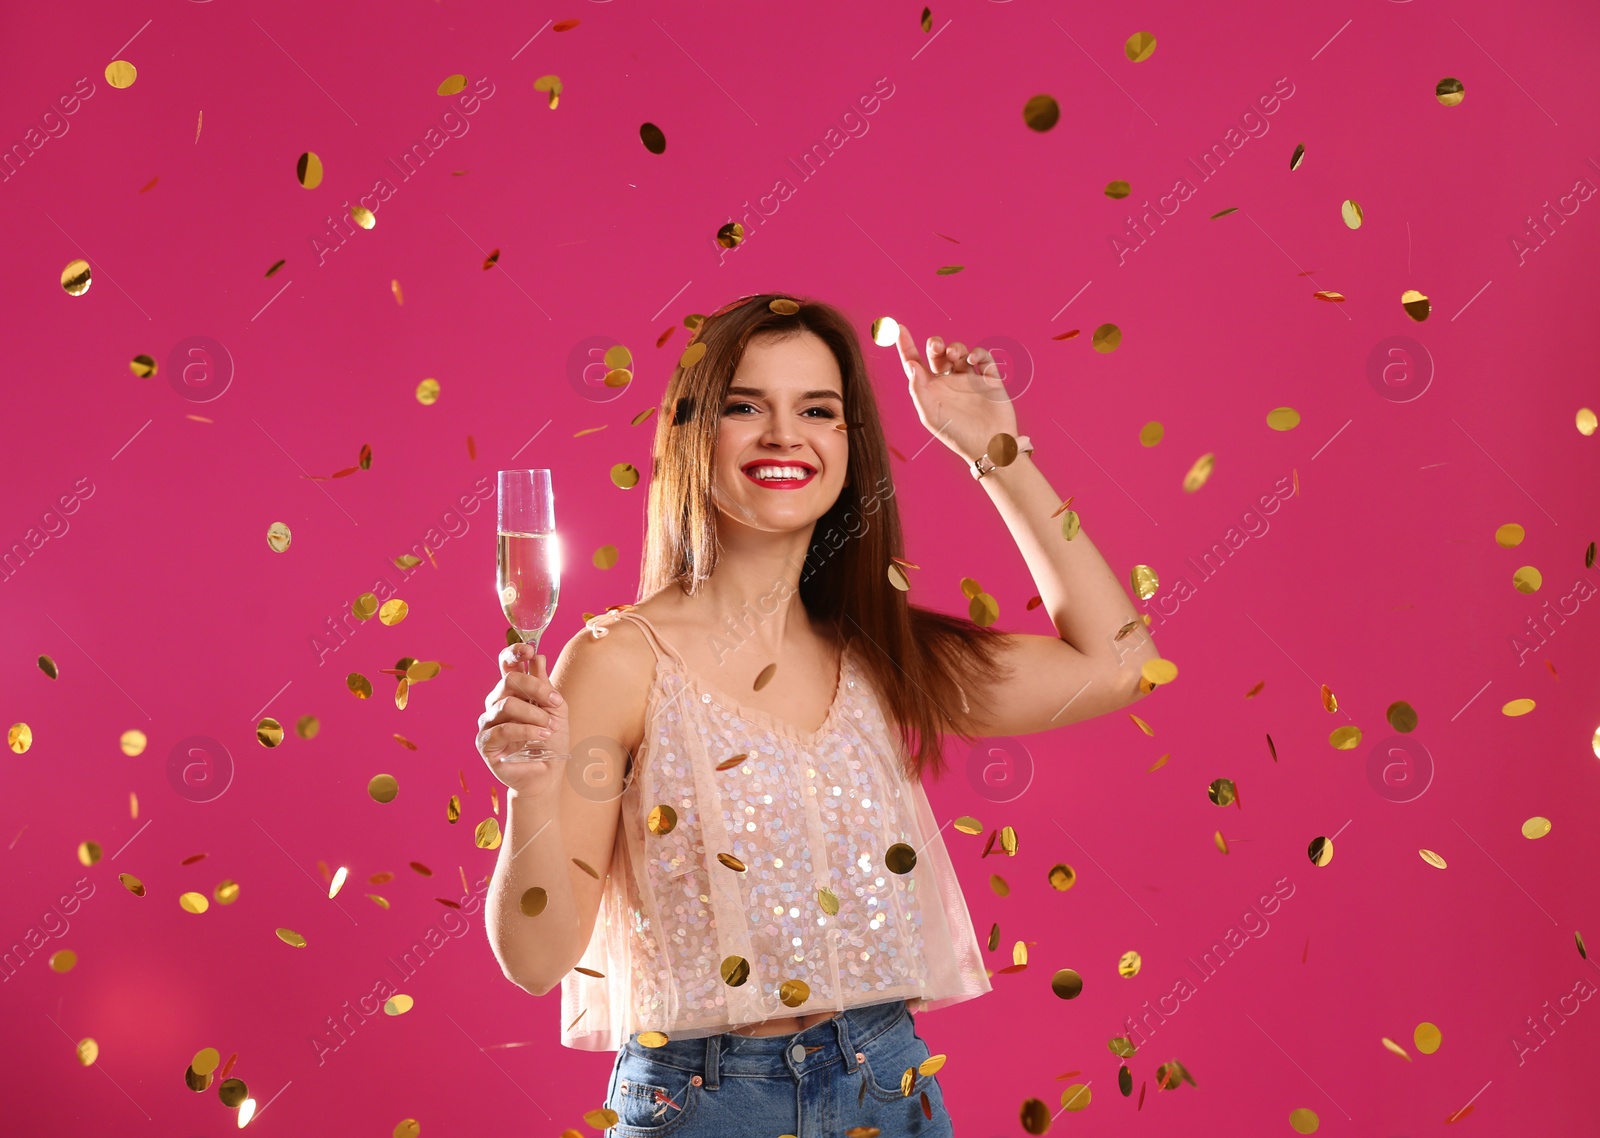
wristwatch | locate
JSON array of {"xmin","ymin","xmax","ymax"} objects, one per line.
[{"xmin": 970, "ymin": 435, "xmax": 1033, "ymax": 480}]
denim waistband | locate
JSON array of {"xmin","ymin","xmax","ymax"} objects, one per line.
[{"xmin": 621, "ymin": 999, "xmax": 908, "ymax": 1089}]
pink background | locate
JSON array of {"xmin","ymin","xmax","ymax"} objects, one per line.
[{"xmin": 4, "ymin": 0, "xmax": 1599, "ymax": 1134}]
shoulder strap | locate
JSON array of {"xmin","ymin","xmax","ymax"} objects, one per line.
[{"xmin": 614, "ymin": 609, "xmax": 687, "ymax": 668}]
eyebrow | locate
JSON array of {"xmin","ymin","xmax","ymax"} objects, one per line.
[{"xmin": 724, "ymin": 385, "xmax": 843, "ymax": 402}]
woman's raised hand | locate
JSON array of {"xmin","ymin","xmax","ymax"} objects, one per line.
[
  {"xmin": 893, "ymin": 322, "xmax": 1019, "ymax": 465},
  {"xmin": 476, "ymin": 642, "xmax": 573, "ymax": 797}
]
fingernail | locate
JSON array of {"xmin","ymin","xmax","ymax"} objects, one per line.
[
  {"xmin": 550, "ymin": 692, "xmax": 563, "ymax": 705},
  {"xmin": 537, "ymin": 726, "xmax": 553, "ymax": 737}
]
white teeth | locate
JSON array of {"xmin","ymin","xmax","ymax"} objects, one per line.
[{"xmin": 748, "ymin": 466, "xmax": 810, "ymax": 481}]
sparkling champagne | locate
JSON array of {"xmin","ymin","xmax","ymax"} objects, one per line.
[{"xmin": 497, "ymin": 530, "xmax": 561, "ymax": 645}]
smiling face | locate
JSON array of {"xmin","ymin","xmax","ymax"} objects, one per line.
[{"xmin": 709, "ymin": 330, "xmax": 849, "ymax": 533}]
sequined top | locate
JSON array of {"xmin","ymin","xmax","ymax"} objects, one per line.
[{"xmin": 559, "ymin": 607, "xmax": 992, "ymax": 1051}]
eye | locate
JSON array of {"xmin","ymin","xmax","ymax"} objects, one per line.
[{"xmin": 722, "ymin": 402, "xmax": 837, "ymax": 418}]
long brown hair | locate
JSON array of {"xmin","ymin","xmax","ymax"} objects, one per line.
[{"xmin": 635, "ymin": 292, "xmax": 1015, "ymax": 783}]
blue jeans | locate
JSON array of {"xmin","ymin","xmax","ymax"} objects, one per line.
[{"xmin": 602, "ymin": 999, "xmax": 954, "ymax": 1138}]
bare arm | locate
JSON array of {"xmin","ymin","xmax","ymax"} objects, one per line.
[
  {"xmin": 956, "ymin": 453, "xmax": 1162, "ymax": 737},
  {"xmin": 477, "ymin": 624, "xmax": 650, "ymax": 996}
]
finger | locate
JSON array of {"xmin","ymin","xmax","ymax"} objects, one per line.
[
  {"xmin": 925, "ymin": 335, "xmax": 948, "ymax": 375},
  {"xmin": 896, "ymin": 324, "xmax": 929, "ymax": 383},
  {"xmin": 967, "ymin": 345, "xmax": 1000, "ymax": 382},
  {"xmin": 944, "ymin": 341, "xmax": 970, "ymax": 373},
  {"xmin": 479, "ymin": 722, "xmax": 549, "ymax": 760},
  {"xmin": 498, "ymin": 675, "xmax": 557, "ymax": 721},
  {"xmin": 499, "ymin": 640, "xmax": 540, "ymax": 677}
]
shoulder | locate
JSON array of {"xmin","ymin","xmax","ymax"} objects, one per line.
[{"xmin": 550, "ymin": 606, "xmax": 661, "ymax": 753}]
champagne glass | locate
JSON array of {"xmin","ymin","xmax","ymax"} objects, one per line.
[{"xmin": 496, "ymin": 469, "xmax": 562, "ymax": 762}]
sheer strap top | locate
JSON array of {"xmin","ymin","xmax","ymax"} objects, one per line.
[{"xmin": 559, "ymin": 604, "xmax": 992, "ymax": 1051}]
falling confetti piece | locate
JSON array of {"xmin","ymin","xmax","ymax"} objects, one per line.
[
  {"xmin": 1435, "ymin": 77, "xmax": 1465, "ymax": 106},
  {"xmin": 60, "ymin": 258, "xmax": 91, "ymax": 296},
  {"xmin": 1124, "ymin": 31, "xmax": 1157, "ymax": 62},
  {"xmin": 384, "ymin": 994, "xmax": 414, "ymax": 1015},
  {"xmin": 1340, "ymin": 200, "xmax": 1363, "ymax": 229},
  {"xmin": 1414, "ymin": 1022, "xmax": 1442, "ymax": 1053},
  {"xmin": 1419, "ymin": 849, "xmax": 1447, "ymax": 869},
  {"xmin": 105, "ymin": 60, "xmax": 136, "ymax": 88},
  {"xmin": 276, "ymin": 928, "xmax": 308, "ymax": 947},
  {"xmin": 1382, "ymin": 1037, "xmax": 1411, "ymax": 1061},
  {"xmin": 76, "ymin": 1038, "xmax": 98, "ymax": 1066},
  {"xmin": 531, "ymin": 73, "xmax": 564, "ymax": 109},
  {"xmin": 1289, "ymin": 1107, "xmax": 1320, "ymax": 1133},
  {"xmin": 1401, "ymin": 289, "xmax": 1431, "ymax": 321},
  {"xmin": 1022, "ymin": 94, "xmax": 1060, "ymax": 131},
  {"xmin": 1522, "ymin": 816, "xmax": 1552, "ymax": 839}
]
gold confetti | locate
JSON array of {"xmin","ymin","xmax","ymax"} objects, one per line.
[
  {"xmin": 179, "ymin": 892, "xmax": 209, "ymax": 914},
  {"xmin": 1401, "ymin": 289, "xmax": 1431, "ymax": 321},
  {"xmin": 1340, "ymin": 200, "xmax": 1364, "ymax": 229},
  {"xmin": 717, "ymin": 852, "xmax": 747, "ymax": 873},
  {"xmin": 416, "ymin": 378, "xmax": 441, "ymax": 405},
  {"xmin": 1419, "ymin": 849, "xmax": 1448, "ymax": 869},
  {"xmin": 778, "ymin": 978, "xmax": 810, "ymax": 1007},
  {"xmin": 438, "ymin": 74, "xmax": 467, "ymax": 96},
  {"xmin": 1124, "ymin": 31, "xmax": 1157, "ymax": 61},
  {"xmin": 638, "ymin": 1031, "xmax": 669, "ymax": 1047},
  {"xmin": 1142, "ymin": 658, "xmax": 1177, "ymax": 685},
  {"xmin": 369, "ymin": 774, "xmax": 399, "ymax": 803},
  {"xmin": 61, "ymin": 258, "xmax": 91, "ymax": 296},
  {"xmin": 383, "ymin": 994, "xmax": 414, "ymax": 1015},
  {"xmin": 953, "ymin": 816, "xmax": 982, "ymax": 835},
  {"xmin": 1092, "ymin": 323, "xmax": 1122, "ymax": 352},
  {"xmin": 475, "ymin": 818, "xmax": 502, "ymax": 849},
  {"xmin": 721, "ymin": 955, "xmax": 750, "ymax": 986},
  {"xmin": 1435, "ymin": 77, "xmax": 1465, "ymax": 106},
  {"xmin": 640, "ymin": 123, "xmax": 666, "ymax": 154},
  {"xmin": 392, "ymin": 279, "xmax": 404, "ymax": 305},
  {"xmin": 49, "ymin": 949, "xmax": 77, "ymax": 972},
  {"xmin": 533, "ymin": 74, "xmax": 562, "ymax": 109},
  {"xmin": 1182, "ymin": 453, "xmax": 1215, "ymax": 492},
  {"xmin": 1502, "ymin": 697, "xmax": 1536, "ymax": 716},
  {"xmin": 8, "ymin": 723, "xmax": 33, "ymax": 754},
  {"xmin": 1522, "ymin": 816, "xmax": 1552, "ymax": 839},
  {"xmin": 77, "ymin": 840, "xmax": 101, "ymax": 866},
  {"xmin": 1060, "ymin": 1083, "xmax": 1091, "ymax": 1112},
  {"xmin": 1105, "ymin": 180, "xmax": 1131, "ymax": 199},
  {"xmin": 1329, "ymin": 725, "xmax": 1362, "ymax": 750},
  {"xmin": 610, "ymin": 463, "xmax": 641, "ymax": 489},
  {"xmin": 76, "ymin": 1037, "xmax": 99, "ymax": 1066},
  {"xmin": 1118, "ymin": 950, "xmax": 1142, "ymax": 978},
  {"xmin": 1208, "ymin": 778, "xmax": 1237, "ymax": 807},
  {"xmin": 1289, "ymin": 1107, "xmax": 1320, "ymax": 1133},
  {"xmin": 1051, "ymin": 969, "xmax": 1084, "ymax": 999},
  {"xmin": 214, "ymin": 880, "xmax": 240, "ymax": 905},
  {"xmin": 119, "ymin": 873, "xmax": 145, "ymax": 896},
  {"xmin": 1022, "ymin": 94, "xmax": 1060, "ymax": 132},
  {"xmin": 989, "ymin": 873, "xmax": 1010, "ymax": 897},
  {"xmin": 1381, "ymin": 1037, "xmax": 1411, "ymax": 1061},
  {"xmin": 277, "ymin": 927, "xmax": 308, "ymax": 947},
  {"xmin": 393, "ymin": 1120, "xmax": 420, "ymax": 1138},
  {"xmin": 105, "ymin": 60, "xmax": 137, "ymax": 88},
  {"xmin": 1048, "ymin": 864, "xmax": 1076, "ymax": 890},
  {"xmin": 351, "ymin": 205, "xmax": 375, "ymax": 229},
  {"xmin": 256, "ymin": 718, "xmax": 284, "ymax": 747},
  {"xmin": 885, "ymin": 843, "xmax": 917, "ymax": 873},
  {"xmin": 378, "ymin": 599, "xmax": 409, "ymax": 625},
  {"xmin": 1308, "ymin": 836, "xmax": 1333, "ymax": 867},
  {"xmin": 1214, "ymin": 830, "xmax": 1229, "ymax": 854},
  {"xmin": 1414, "ymin": 1021, "xmax": 1442, "ymax": 1053}
]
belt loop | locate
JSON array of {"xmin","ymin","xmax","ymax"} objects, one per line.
[
  {"xmin": 834, "ymin": 1007, "xmax": 859, "ymax": 1072},
  {"xmin": 703, "ymin": 1032, "xmax": 721, "ymax": 1090}
]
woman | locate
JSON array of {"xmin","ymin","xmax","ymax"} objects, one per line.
[{"xmin": 474, "ymin": 293, "xmax": 1160, "ymax": 1136}]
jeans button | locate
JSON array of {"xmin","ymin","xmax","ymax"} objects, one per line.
[
  {"xmin": 855, "ymin": 1051, "xmax": 865, "ymax": 1063},
  {"xmin": 691, "ymin": 1074, "xmax": 703, "ymax": 1086},
  {"xmin": 789, "ymin": 1042, "xmax": 806, "ymax": 1064}
]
